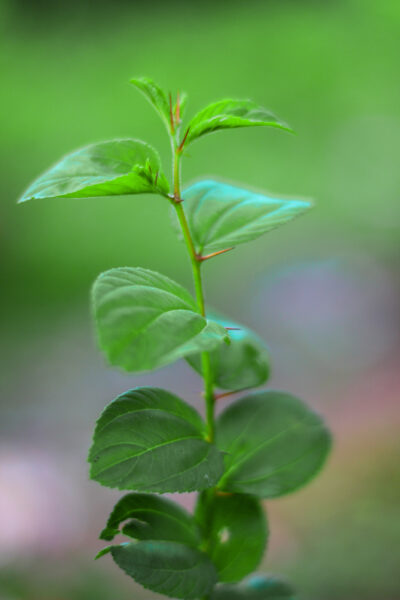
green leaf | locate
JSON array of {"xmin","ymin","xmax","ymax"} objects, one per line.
[
  {"xmin": 109, "ymin": 541, "xmax": 217, "ymax": 599},
  {"xmin": 212, "ymin": 575, "xmax": 295, "ymax": 599},
  {"xmin": 89, "ymin": 387, "xmax": 224, "ymax": 493},
  {"xmin": 130, "ymin": 76, "xmax": 171, "ymax": 133},
  {"xmin": 19, "ymin": 139, "xmax": 169, "ymax": 203},
  {"xmin": 186, "ymin": 99, "xmax": 293, "ymax": 145},
  {"xmin": 200, "ymin": 494, "xmax": 268, "ymax": 583},
  {"xmin": 100, "ymin": 493, "xmax": 201, "ymax": 547},
  {"xmin": 217, "ymin": 391, "xmax": 331, "ymax": 498},
  {"xmin": 94, "ymin": 546, "xmax": 113, "ymax": 560},
  {"xmin": 186, "ymin": 314, "xmax": 270, "ymax": 390},
  {"xmin": 92, "ymin": 266, "xmax": 228, "ymax": 372},
  {"xmin": 182, "ymin": 180, "xmax": 312, "ymax": 254}
]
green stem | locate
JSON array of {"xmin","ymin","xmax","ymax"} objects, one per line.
[
  {"xmin": 170, "ymin": 121, "xmax": 215, "ymax": 600},
  {"xmin": 171, "ymin": 147, "xmax": 215, "ymax": 443}
]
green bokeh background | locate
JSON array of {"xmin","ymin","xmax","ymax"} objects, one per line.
[{"xmin": 1, "ymin": 1, "xmax": 399, "ymax": 598}]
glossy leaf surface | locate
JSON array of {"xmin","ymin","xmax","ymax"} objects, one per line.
[
  {"xmin": 100, "ymin": 492, "xmax": 200, "ymax": 547},
  {"xmin": 131, "ymin": 77, "xmax": 171, "ymax": 132},
  {"xmin": 183, "ymin": 180, "xmax": 312, "ymax": 254},
  {"xmin": 19, "ymin": 139, "xmax": 169, "ymax": 202},
  {"xmin": 217, "ymin": 391, "xmax": 331, "ymax": 498},
  {"xmin": 212, "ymin": 575, "xmax": 295, "ymax": 599},
  {"xmin": 186, "ymin": 314, "xmax": 270, "ymax": 390},
  {"xmin": 203, "ymin": 494, "xmax": 268, "ymax": 582},
  {"xmin": 89, "ymin": 387, "xmax": 224, "ymax": 493},
  {"xmin": 92, "ymin": 267, "xmax": 228, "ymax": 372},
  {"xmin": 186, "ymin": 99, "xmax": 292, "ymax": 145},
  {"xmin": 110, "ymin": 541, "xmax": 217, "ymax": 599}
]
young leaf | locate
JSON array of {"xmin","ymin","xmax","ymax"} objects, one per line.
[
  {"xmin": 109, "ymin": 541, "xmax": 217, "ymax": 599},
  {"xmin": 212, "ymin": 575, "xmax": 295, "ymax": 599},
  {"xmin": 199, "ymin": 494, "xmax": 268, "ymax": 583},
  {"xmin": 130, "ymin": 77, "xmax": 171, "ymax": 133},
  {"xmin": 19, "ymin": 139, "xmax": 169, "ymax": 203},
  {"xmin": 182, "ymin": 180, "xmax": 312, "ymax": 254},
  {"xmin": 186, "ymin": 99, "xmax": 293, "ymax": 145},
  {"xmin": 89, "ymin": 387, "xmax": 224, "ymax": 493},
  {"xmin": 100, "ymin": 493, "xmax": 201, "ymax": 547},
  {"xmin": 186, "ymin": 314, "xmax": 270, "ymax": 390},
  {"xmin": 92, "ymin": 267, "xmax": 228, "ymax": 372},
  {"xmin": 217, "ymin": 391, "xmax": 331, "ymax": 498},
  {"xmin": 174, "ymin": 91, "xmax": 188, "ymax": 123}
]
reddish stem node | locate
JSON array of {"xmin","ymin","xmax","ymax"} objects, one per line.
[
  {"xmin": 214, "ymin": 387, "xmax": 251, "ymax": 401},
  {"xmin": 167, "ymin": 193, "xmax": 184, "ymax": 203},
  {"xmin": 196, "ymin": 246, "xmax": 235, "ymax": 262},
  {"xmin": 177, "ymin": 126, "xmax": 190, "ymax": 153}
]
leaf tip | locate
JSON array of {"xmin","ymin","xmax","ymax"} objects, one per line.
[
  {"xmin": 17, "ymin": 193, "xmax": 30, "ymax": 204},
  {"xmin": 99, "ymin": 527, "xmax": 116, "ymax": 542},
  {"xmin": 94, "ymin": 546, "xmax": 113, "ymax": 560}
]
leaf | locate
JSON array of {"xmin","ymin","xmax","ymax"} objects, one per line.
[
  {"xmin": 175, "ymin": 91, "xmax": 189, "ymax": 123},
  {"xmin": 186, "ymin": 99, "xmax": 293, "ymax": 145},
  {"xmin": 100, "ymin": 493, "xmax": 201, "ymax": 547},
  {"xmin": 212, "ymin": 575, "xmax": 295, "ymax": 600},
  {"xmin": 200, "ymin": 494, "xmax": 268, "ymax": 583},
  {"xmin": 19, "ymin": 139, "xmax": 169, "ymax": 203},
  {"xmin": 89, "ymin": 387, "xmax": 224, "ymax": 493},
  {"xmin": 108, "ymin": 541, "xmax": 217, "ymax": 599},
  {"xmin": 92, "ymin": 266, "xmax": 228, "ymax": 372},
  {"xmin": 95, "ymin": 546, "xmax": 113, "ymax": 560},
  {"xmin": 182, "ymin": 180, "xmax": 312, "ymax": 254},
  {"xmin": 186, "ymin": 314, "xmax": 270, "ymax": 390},
  {"xmin": 217, "ymin": 391, "xmax": 331, "ymax": 498},
  {"xmin": 131, "ymin": 76, "xmax": 171, "ymax": 132}
]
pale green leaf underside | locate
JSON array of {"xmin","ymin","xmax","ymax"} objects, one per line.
[
  {"xmin": 217, "ymin": 391, "xmax": 331, "ymax": 498},
  {"xmin": 186, "ymin": 313, "xmax": 270, "ymax": 390},
  {"xmin": 19, "ymin": 139, "xmax": 169, "ymax": 203},
  {"xmin": 183, "ymin": 180, "xmax": 312, "ymax": 254},
  {"xmin": 92, "ymin": 266, "xmax": 228, "ymax": 373},
  {"xmin": 206, "ymin": 494, "xmax": 268, "ymax": 583},
  {"xmin": 110, "ymin": 541, "xmax": 217, "ymax": 599},
  {"xmin": 186, "ymin": 99, "xmax": 293, "ymax": 145},
  {"xmin": 212, "ymin": 575, "xmax": 295, "ymax": 599},
  {"xmin": 89, "ymin": 387, "xmax": 224, "ymax": 493},
  {"xmin": 100, "ymin": 492, "xmax": 200, "ymax": 547},
  {"xmin": 131, "ymin": 77, "xmax": 171, "ymax": 131}
]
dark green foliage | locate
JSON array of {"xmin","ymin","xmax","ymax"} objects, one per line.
[
  {"xmin": 89, "ymin": 387, "xmax": 224, "ymax": 492},
  {"xmin": 21, "ymin": 76, "xmax": 331, "ymax": 599},
  {"xmin": 217, "ymin": 391, "xmax": 331, "ymax": 498},
  {"xmin": 199, "ymin": 493, "xmax": 268, "ymax": 583},
  {"xmin": 186, "ymin": 314, "xmax": 270, "ymax": 390},
  {"xmin": 110, "ymin": 541, "xmax": 217, "ymax": 599},
  {"xmin": 100, "ymin": 493, "xmax": 201, "ymax": 546}
]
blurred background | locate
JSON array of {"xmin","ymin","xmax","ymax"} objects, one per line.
[{"xmin": 1, "ymin": 0, "xmax": 399, "ymax": 598}]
